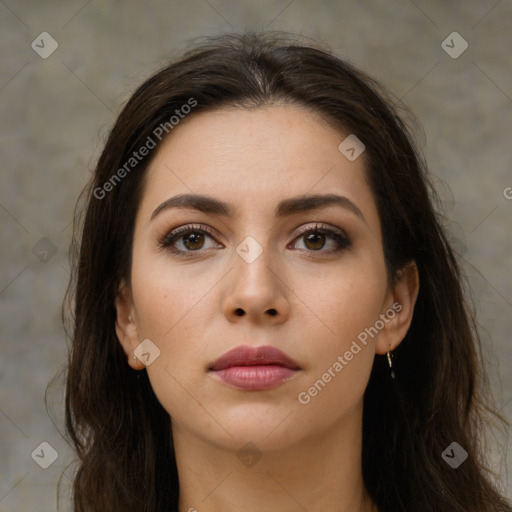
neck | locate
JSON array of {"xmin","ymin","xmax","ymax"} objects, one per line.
[{"xmin": 173, "ymin": 403, "xmax": 375, "ymax": 512}]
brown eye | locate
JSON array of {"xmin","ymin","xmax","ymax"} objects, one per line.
[
  {"xmin": 292, "ymin": 224, "xmax": 351, "ymax": 254},
  {"xmin": 182, "ymin": 232, "xmax": 206, "ymax": 251},
  {"xmin": 303, "ymin": 232, "xmax": 327, "ymax": 251},
  {"xmin": 159, "ymin": 223, "xmax": 350, "ymax": 258},
  {"xmin": 158, "ymin": 225, "xmax": 221, "ymax": 256}
]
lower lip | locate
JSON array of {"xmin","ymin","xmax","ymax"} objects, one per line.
[{"xmin": 210, "ymin": 365, "xmax": 298, "ymax": 390}]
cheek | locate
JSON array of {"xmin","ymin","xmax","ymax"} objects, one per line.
[
  {"xmin": 129, "ymin": 243, "xmax": 209, "ymax": 365},
  {"xmin": 131, "ymin": 231, "xmax": 203, "ymax": 325},
  {"xmin": 130, "ymin": 265, "xmax": 210, "ymax": 419},
  {"xmin": 297, "ymin": 255, "xmax": 387, "ymax": 350},
  {"xmin": 291, "ymin": 257, "xmax": 387, "ymax": 408}
]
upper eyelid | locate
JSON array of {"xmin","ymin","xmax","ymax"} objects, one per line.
[
  {"xmin": 165, "ymin": 222, "xmax": 345, "ymax": 236},
  {"xmin": 294, "ymin": 223, "xmax": 347, "ymax": 237}
]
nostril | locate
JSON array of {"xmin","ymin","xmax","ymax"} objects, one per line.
[
  {"xmin": 235, "ymin": 308, "xmax": 244, "ymax": 316},
  {"xmin": 267, "ymin": 309, "xmax": 277, "ymax": 316}
]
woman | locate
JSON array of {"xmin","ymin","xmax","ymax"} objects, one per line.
[{"xmin": 63, "ymin": 32, "xmax": 511, "ymax": 511}]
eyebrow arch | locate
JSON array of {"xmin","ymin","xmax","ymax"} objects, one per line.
[{"xmin": 150, "ymin": 193, "xmax": 366, "ymax": 223}]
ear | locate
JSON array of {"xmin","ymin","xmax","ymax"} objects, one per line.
[
  {"xmin": 376, "ymin": 261, "xmax": 420, "ymax": 355},
  {"xmin": 115, "ymin": 279, "xmax": 144, "ymax": 370}
]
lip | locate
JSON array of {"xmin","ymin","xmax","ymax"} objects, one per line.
[{"xmin": 208, "ymin": 345, "xmax": 301, "ymax": 391}]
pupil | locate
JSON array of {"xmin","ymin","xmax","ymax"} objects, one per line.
[
  {"xmin": 185, "ymin": 233, "xmax": 203, "ymax": 250},
  {"xmin": 306, "ymin": 233, "xmax": 324, "ymax": 250}
]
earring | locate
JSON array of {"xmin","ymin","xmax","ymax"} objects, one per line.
[{"xmin": 387, "ymin": 350, "xmax": 395, "ymax": 379}]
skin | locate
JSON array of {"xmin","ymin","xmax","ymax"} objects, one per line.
[{"xmin": 115, "ymin": 104, "xmax": 419, "ymax": 512}]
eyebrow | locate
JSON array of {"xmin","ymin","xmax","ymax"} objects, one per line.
[{"xmin": 150, "ymin": 193, "xmax": 366, "ymax": 223}]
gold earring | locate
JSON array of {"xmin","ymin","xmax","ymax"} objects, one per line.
[{"xmin": 387, "ymin": 350, "xmax": 395, "ymax": 379}]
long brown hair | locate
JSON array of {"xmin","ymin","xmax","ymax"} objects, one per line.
[{"xmin": 63, "ymin": 31, "xmax": 511, "ymax": 511}]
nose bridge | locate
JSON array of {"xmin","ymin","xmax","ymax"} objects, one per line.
[
  {"xmin": 233, "ymin": 233, "xmax": 277, "ymax": 295},
  {"xmin": 222, "ymin": 230, "xmax": 290, "ymax": 322}
]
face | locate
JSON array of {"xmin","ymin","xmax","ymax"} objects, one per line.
[{"xmin": 116, "ymin": 103, "xmax": 417, "ymax": 451}]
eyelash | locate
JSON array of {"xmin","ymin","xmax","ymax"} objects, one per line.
[{"xmin": 157, "ymin": 223, "xmax": 351, "ymax": 258}]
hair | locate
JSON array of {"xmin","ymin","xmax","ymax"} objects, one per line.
[{"xmin": 62, "ymin": 31, "xmax": 511, "ymax": 511}]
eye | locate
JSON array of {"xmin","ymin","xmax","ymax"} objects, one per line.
[
  {"xmin": 158, "ymin": 222, "xmax": 351, "ymax": 258},
  {"xmin": 158, "ymin": 224, "xmax": 221, "ymax": 256},
  {"xmin": 290, "ymin": 223, "xmax": 351, "ymax": 254}
]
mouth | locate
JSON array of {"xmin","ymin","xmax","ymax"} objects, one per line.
[{"xmin": 208, "ymin": 345, "xmax": 301, "ymax": 391}]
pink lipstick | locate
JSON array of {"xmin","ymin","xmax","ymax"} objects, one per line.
[{"xmin": 208, "ymin": 345, "xmax": 301, "ymax": 391}]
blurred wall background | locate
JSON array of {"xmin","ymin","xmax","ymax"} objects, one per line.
[{"xmin": 0, "ymin": 1, "xmax": 510, "ymax": 510}]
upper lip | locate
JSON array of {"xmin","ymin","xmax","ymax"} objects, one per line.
[{"xmin": 209, "ymin": 345, "xmax": 301, "ymax": 371}]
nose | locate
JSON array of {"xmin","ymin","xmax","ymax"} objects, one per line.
[{"xmin": 221, "ymin": 243, "xmax": 290, "ymax": 325}]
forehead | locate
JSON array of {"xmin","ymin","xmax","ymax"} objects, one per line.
[{"xmin": 138, "ymin": 104, "xmax": 378, "ymax": 224}]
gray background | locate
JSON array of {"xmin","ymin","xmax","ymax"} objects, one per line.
[{"xmin": 0, "ymin": 1, "xmax": 511, "ymax": 510}]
